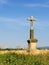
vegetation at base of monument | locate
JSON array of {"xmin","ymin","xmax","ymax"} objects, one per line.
[{"xmin": 0, "ymin": 52, "xmax": 49, "ymax": 65}]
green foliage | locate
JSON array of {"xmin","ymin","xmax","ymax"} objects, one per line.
[{"xmin": 0, "ymin": 52, "xmax": 49, "ymax": 65}]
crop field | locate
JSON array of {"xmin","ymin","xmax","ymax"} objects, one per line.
[{"xmin": 0, "ymin": 52, "xmax": 49, "ymax": 65}]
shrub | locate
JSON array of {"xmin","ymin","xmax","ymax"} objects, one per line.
[{"xmin": 0, "ymin": 52, "xmax": 49, "ymax": 65}]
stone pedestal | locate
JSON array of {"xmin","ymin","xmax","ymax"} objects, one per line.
[{"xmin": 27, "ymin": 39, "xmax": 38, "ymax": 52}]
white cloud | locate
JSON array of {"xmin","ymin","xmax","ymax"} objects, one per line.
[
  {"xmin": 34, "ymin": 20, "xmax": 49, "ymax": 30},
  {"xmin": 0, "ymin": 17, "xmax": 17, "ymax": 22},
  {"xmin": 25, "ymin": 3, "xmax": 49, "ymax": 8},
  {"xmin": 0, "ymin": 16, "xmax": 27, "ymax": 26},
  {"xmin": 0, "ymin": 17, "xmax": 49, "ymax": 30},
  {"xmin": 0, "ymin": 0, "xmax": 7, "ymax": 4}
]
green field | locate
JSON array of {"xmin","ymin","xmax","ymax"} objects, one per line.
[{"xmin": 0, "ymin": 52, "xmax": 49, "ymax": 65}]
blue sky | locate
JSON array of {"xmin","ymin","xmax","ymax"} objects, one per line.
[{"xmin": 0, "ymin": 0, "xmax": 49, "ymax": 48}]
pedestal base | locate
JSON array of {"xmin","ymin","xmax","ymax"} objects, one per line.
[{"xmin": 27, "ymin": 39, "xmax": 38, "ymax": 52}]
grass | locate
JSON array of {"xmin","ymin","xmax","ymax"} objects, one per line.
[{"xmin": 0, "ymin": 52, "xmax": 49, "ymax": 65}]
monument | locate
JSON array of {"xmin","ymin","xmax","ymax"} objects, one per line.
[{"xmin": 27, "ymin": 16, "xmax": 38, "ymax": 52}]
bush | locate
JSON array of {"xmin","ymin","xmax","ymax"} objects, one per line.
[{"xmin": 0, "ymin": 52, "xmax": 49, "ymax": 65}]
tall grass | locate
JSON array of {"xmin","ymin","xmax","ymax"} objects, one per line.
[{"xmin": 0, "ymin": 52, "xmax": 49, "ymax": 65}]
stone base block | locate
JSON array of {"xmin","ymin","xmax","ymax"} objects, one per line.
[{"xmin": 27, "ymin": 39, "xmax": 38, "ymax": 52}]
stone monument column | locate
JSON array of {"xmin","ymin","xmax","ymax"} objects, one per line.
[{"xmin": 27, "ymin": 16, "xmax": 38, "ymax": 52}]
